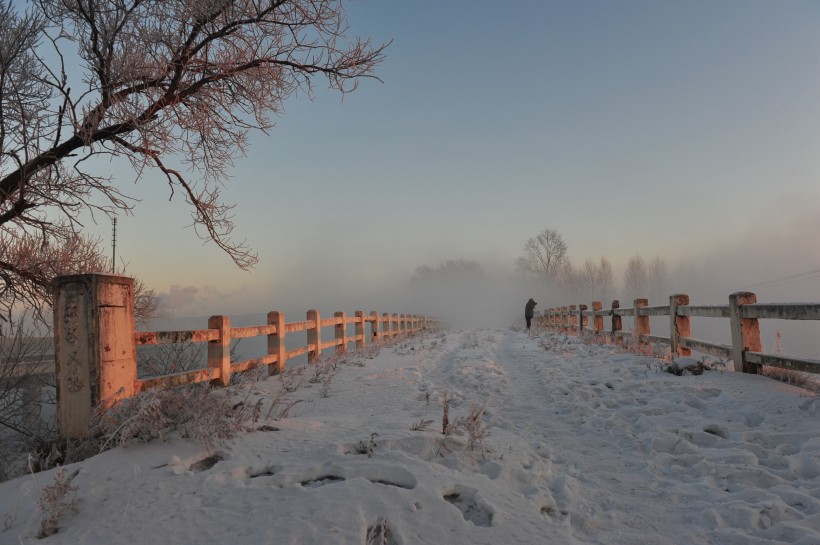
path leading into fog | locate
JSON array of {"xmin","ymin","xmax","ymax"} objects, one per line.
[{"xmin": 1, "ymin": 328, "xmax": 818, "ymax": 545}]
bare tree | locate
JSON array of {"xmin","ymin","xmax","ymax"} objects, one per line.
[
  {"xmin": 0, "ymin": 0, "xmax": 386, "ymax": 323},
  {"xmin": 648, "ymin": 256, "xmax": 669, "ymax": 302},
  {"xmin": 598, "ymin": 256, "xmax": 615, "ymax": 304},
  {"xmin": 0, "ymin": 233, "xmax": 156, "ymax": 327},
  {"xmin": 520, "ymin": 228, "xmax": 568, "ymax": 284},
  {"xmin": 579, "ymin": 258, "xmax": 598, "ymax": 302},
  {"xmin": 0, "ymin": 323, "xmax": 58, "ymax": 481},
  {"xmin": 623, "ymin": 255, "xmax": 647, "ymax": 302},
  {"xmin": 411, "ymin": 259, "xmax": 484, "ymax": 287},
  {"xmin": 514, "ymin": 256, "xmax": 535, "ymax": 281},
  {"xmin": 557, "ymin": 261, "xmax": 580, "ymax": 300}
]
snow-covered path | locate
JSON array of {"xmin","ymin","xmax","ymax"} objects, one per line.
[{"xmin": 1, "ymin": 329, "xmax": 818, "ymax": 544}]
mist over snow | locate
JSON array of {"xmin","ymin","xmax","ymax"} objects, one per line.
[{"xmin": 142, "ymin": 203, "xmax": 820, "ymax": 357}]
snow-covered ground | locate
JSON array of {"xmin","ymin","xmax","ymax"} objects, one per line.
[{"xmin": 1, "ymin": 328, "xmax": 819, "ymax": 544}]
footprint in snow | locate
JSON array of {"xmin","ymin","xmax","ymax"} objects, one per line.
[
  {"xmin": 365, "ymin": 518, "xmax": 398, "ymax": 545},
  {"xmin": 189, "ymin": 454, "xmax": 223, "ymax": 472},
  {"xmin": 443, "ymin": 485, "xmax": 493, "ymax": 527}
]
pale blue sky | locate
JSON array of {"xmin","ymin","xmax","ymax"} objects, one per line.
[{"xmin": 87, "ymin": 0, "xmax": 820, "ymax": 318}]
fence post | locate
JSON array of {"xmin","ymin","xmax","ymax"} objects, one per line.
[
  {"xmin": 560, "ymin": 306, "xmax": 568, "ymax": 333},
  {"xmin": 370, "ymin": 311, "xmax": 381, "ymax": 343},
  {"xmin": 634, "ymin": 298, "xmax": 649, "ymax": 345},
  {"xmin": 579, "ymin": 304, "xmax": 588, "ymax": 334},
  {"xmin": 392, "ymin": 313, "xmax": 399, "ymax": 337},
  {"xmin": 593, "ymin": 301, "xmax": 603, "ymax": 336},
  {"xmin": 267, "ymin": 311, "xmax": 287, "ymax": 374},
  {"xmin": 208, "ymin": 315, "xmax": 231, "ymax": 387},
  {"xmin": 569, "ymin": 305, "xmax": 577, "ymax": 335},
  {"xmin": 669, "ymin": 294, "xmax": 691, "ymax": 357},
  {"xmin": 383, "ymin": 313, "xmax": 391, "ymax": 339},
  {"xmin": 729, "ymin": 292, "xmax": 762, "ymax": 373},
  {"xmin": 611, "ymin": 300, "xmax": 621, "ymax": 344},
  {"xmin": 307, "ymin": 309, "xmax": 321, "ymax": 362},
  {"xmin": 355, "ymin": 311, "xmax": 366, "ymax": 350},
  {"xmin": 53, "ymin": 273, "xmax": 137, "ymax": 438},
  {"xmin": 335, "ymin": 311, "xmax": 347, "ymax": 354}
]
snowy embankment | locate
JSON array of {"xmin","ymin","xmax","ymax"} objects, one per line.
[{"xmin": 1, "ymin": 329, "xmax": 818, "ymax": 544}]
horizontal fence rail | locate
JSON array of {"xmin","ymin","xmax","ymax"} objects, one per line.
[
  {"xmin": 50, "ymin": 273, "xmax": 441, "ymax": 438},
  {"xmin": 133, "ymin": 310, "xmax": 439, "ymax": 392},
  {"xmin": 536, "ymin": 291, "xmax": 820, "ymax": 377}
]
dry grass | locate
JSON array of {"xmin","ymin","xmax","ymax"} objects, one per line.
[
  {"xmin": 762, "ymin": 367, "xmax": 816, "ymax": 391},
  {"xmin": 37, "ymin": 467, "xmax": 78, "ymax": 538}
]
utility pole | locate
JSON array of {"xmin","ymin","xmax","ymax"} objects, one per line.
[{"xmin": 111, "ymin": 216, "xmax": 118, "ymax": 273}]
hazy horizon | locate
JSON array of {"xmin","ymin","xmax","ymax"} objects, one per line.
[{"xmin": 55, "ymin": 1, "xmax": 817, "ymax": 347}]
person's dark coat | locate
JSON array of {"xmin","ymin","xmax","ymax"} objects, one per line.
[{"xmin": 525, "ymin": 298, "xmax": 537, "ymax": 319}]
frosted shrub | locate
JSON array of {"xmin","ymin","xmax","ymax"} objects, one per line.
[
  {"xmin": 37, "ymin": 467, "xmax": 77, "ymax": 538},
  {"xmin": 437, "ymin": 394, "xmax": 493, "ymax": 460},
  {"xmin": 457, "ymin": 402, "xmax": 492, "ymax": 459},
  {"xmin": 85, "ymin": 384, "xmax": 239, "ymax": 454},
  {"xmin": 137, "ymin": 341, "xmax": 206, "ymax": 378}
]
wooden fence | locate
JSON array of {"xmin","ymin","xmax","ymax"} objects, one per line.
[
  {"xmin": 52, "ymin": 273, "xmax": 440, "ymax": 438},
  {"xmin": 536, "ymin": 291, "xmax": 820, "ymax": 376}
]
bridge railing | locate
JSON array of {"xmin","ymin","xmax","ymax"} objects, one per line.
[
  {"xmin": 52, "ymin": 273, "xmax": 440, "ymax": 438},
  {"xmin": 536, "ymin": 291, "xmax": 820, "ymax": 376}
]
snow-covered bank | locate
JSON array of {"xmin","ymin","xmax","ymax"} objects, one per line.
[{"xmin": 1, "ymin": 329, "xmax": 818, "ymax": 544}]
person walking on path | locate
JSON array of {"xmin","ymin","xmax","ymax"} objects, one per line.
[{"xmin": 525, "ymin": 298, "xmax": 537, "ymax": 329}]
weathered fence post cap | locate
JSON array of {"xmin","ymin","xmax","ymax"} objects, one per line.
[{"xmin": 54, "ymin": 272, "xmax": 134, "ymax": 285}]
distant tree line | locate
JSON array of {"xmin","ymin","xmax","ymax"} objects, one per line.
[{"xmin": 516, "ymin": 228, "xmax": 673, "ymax": 305}]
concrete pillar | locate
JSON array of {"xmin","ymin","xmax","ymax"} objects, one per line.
[
  {"xmin": 729, "ymin": 292, "xmax": 762, "ymax": 373},
  {"xmin": 268, "ymin": 311, "xmax": 286, "ymax": 374},
  {"xmin": 53, "ymin": 273, "xmax": 136, "ymax": 439}
]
